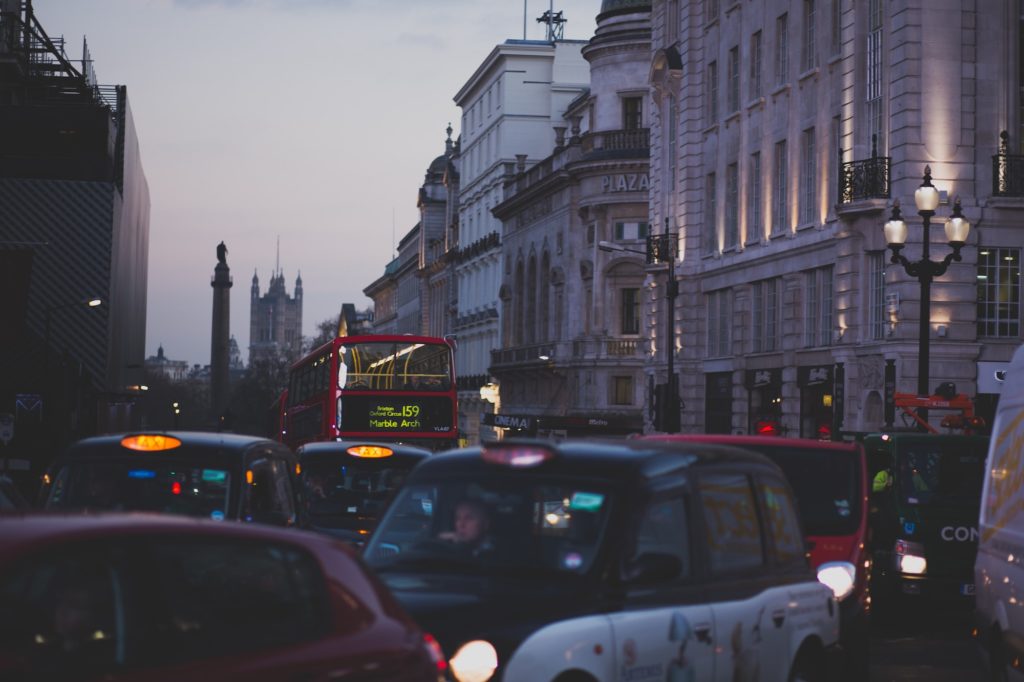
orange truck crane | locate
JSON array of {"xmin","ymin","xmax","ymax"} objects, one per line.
[{"xmin": 893, "ymin": 391, "xmax": 987, "ymax": 434}]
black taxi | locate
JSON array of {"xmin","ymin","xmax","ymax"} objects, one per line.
[
  {"xmin": 39, "ymin": 432, "xmax": 304, "ymax": 527},
  {"xmin": 362, "ymin": 438, "xmax": 840, "ymax": 682},
  {"xmin": 297, "ymin": 440, "xmax": 431, "ymax": 544}
]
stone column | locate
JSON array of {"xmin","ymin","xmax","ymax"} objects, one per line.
[{"xmin": 211, "ymin": 248, "xmax": 232, "ymax": 424}]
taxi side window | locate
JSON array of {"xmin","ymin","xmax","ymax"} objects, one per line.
[
  {"xmin": 147, "ymin": 538, "xmax": 340, "ymax": 662},
  {"xmin": 758, "ymin": 475, "xmax": 805, "ymax": 565},
  {"xmin": 0, "ymin": 546, "xmax": 124, "ymax": 676},
  {"xmin": 244, "ymin": 457, "xmax": 296, "ymax": 525},
  {"xmin": 631, "ymin": 496, "xmax": 691, "ymax": 580},
  {"xmin": 698, "ymin": 473, "xmax": 765, "ymax": 573}
]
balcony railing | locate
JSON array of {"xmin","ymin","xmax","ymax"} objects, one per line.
[
  {"xmin": 838, "ymin": 136, "xmax": 890, "ymax": 203},
  {"xmin": 580, "ymin": 128, "xmax": 650, "ymax": 159},
  {"xmin": 993, "ymin": 130, "xmax": 1024, "ymax": 197}
]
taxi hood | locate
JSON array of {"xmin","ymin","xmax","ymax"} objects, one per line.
[{"xmin": 377, "ymin": 570, "xmax": 599, "ymax": 667}]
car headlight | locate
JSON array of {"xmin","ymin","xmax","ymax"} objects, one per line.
[
  {"xmin": 449, "ymin": 640, "xmax": 498, "ymax": 682},
  {"xmin": 817, "ymin": 561, "xmax": 856, "ymax": 600},
  {"xmin": 895, "ymin": 539, "xmax": 927, "ymax": 575}
]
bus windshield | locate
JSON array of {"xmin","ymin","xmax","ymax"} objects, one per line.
[{"xmin": 339, "ymin": 341, "xmax": 451, "ymax": 392}]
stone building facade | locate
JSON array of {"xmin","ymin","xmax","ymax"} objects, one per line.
[
  {"xmin": 489, "ymin": 0, "xmax": 654, "ymax": 436},
  {"xmin": 644, "ymin": 0, "xmax": 1021, "ymax": 436},
  {"xmin": 248, "ymin": 269, "xmax": 303, "ymax": 365}
]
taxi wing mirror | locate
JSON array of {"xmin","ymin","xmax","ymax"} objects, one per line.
[{"xmin": 624, "ymin": 552, "xmax": 682, "ymax": 585}]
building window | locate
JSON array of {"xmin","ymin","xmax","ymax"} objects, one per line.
[
  {"xmin": 707, "ymin": 60, "xmax": 718, "ymax": 123},
  {"xmin": 726, "ymin": 163, "xmax": 739, "ymax": 249},
  {"xmin": 728, "ymin": 46, "xmax": 740, "ymax": 113},
  {"xmin": 704, "ymin": 0, "xmax": 719, "ymax": 24},
  {"xmin": 804, "ymin": 266, "xmax": 834, "ymax": 347},
  {"xmin": 866, "ymin": 0, "xmax": 883, "ymax": 148},
  {"xmin": 773, "ymin": 140, "xmax": 788, "ymax": 234},
  {"xmin": 621, "ymin": 288, "xmax": 641, "ymax": 335},
  {"xmin": 623, "ymin": 96, "xmax": 643, "ymax": 130},
  {"xmin": 749, "ymin": 152, "xmax": 762, "ymax": 239},
  {"xmin": 802, "ymin": 0, "xmax": 817, "ymax": 72},
  {"xmin": 707, "ymin": 289, "xmax": 732, "ymax": 357},
  {"xmin": 752, "ymin": 278, "xmax": 780, "ymax": 353},
  {"xmin": 868, "ymin": 252, "xmax": 887, "ymax": 340},
  {"xmin": 705, "ymin": 172, "xmax": 717, "ymax": 254},
  {"xmin": 830, "ymin": 0, "xmax": 841, "ymax": 56},
  {"xmin": 667, "ymin": 0, "xmax": 680, "ymax": 45},
  {"xmin": 977, "ymin": 247, "xmax": 1021, "ymax": 338},
  {"xmin": 775, "ymin": 13, "xmax": 789, "ymax": 85},
  {"xmin": 611, "ymin": 376, "xmax": 634, "ymax": 405},
  {"xmin": 615, "ymin": 221, "xmax": 650, "ymax": 241},
  {"xmin": 750, "ymin": 31, "xmax": 763, "ymax": 100},
  {"xmin": 800, "ymin": 128, "xmax": 816, "ymax": 225}
]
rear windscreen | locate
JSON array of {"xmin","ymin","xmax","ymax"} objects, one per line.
[
  {"xmin": 750, "ymin": 446, "xmax": 861, "ymax": 537},
  {"xmin": 897, "ymin": 441, "xmax": 986, "ymax": 507},
  {"xmin": 45, "ymin": 459, "xmax": 232, "ymax": 520}
]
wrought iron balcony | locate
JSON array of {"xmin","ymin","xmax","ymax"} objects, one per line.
[
  {"xmin": 993, "ymin": 130, "xmax": 1024, "ymax": 197},
  {"xmin": 838, "ymin": 136, "xmax": 890, "ymax": 203}
]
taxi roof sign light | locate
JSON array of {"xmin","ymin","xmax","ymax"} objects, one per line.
[
  {"xmin": 120, "ymin": 435, "xmax": 182, "ymax": 452},
  {"xmin": 481, "ymin": 443, "xmax": 556, "ymax": 468},
  {"xmin": 347, "ymin": 445, "xmax": 394, "ymax": 459}
]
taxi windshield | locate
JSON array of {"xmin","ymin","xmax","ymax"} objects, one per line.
[
  {"xmin": 45, "ymin": 460, "xmax": 232, "ymax": 520},
  {"xmin": 301, "ymin": 459, "xmax": 414, "ymax": 530},
  {"xmin": 897, "ymin": 442, "xmax": 986, "ymax": 507},
  {"xmin": 363, "ymin": 475, "xmax": 612, "ymax": 576}
]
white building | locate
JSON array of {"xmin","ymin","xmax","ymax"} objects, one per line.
[
  {"xmin": 453, "ymin": 37, "xmax": 590, "ymax": 442},
  {"xmin": 645, "ymin": 0, "xmax": 1021, "ymax": 435}
]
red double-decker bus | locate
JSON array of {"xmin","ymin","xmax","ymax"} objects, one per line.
[{"xmin": 280, "ymin": 335, "xmax": 458, "ymax": 451}]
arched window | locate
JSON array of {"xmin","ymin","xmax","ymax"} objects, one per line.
[
  {"xmin": 514, "ymin": 259, "xmax": 525, "ymax": 346},
  {"xmin": 539, "ymin": 251, "xmax": 551, "ymax": 342},
  {"xmin": 527, "ymin": 255, "xmax": 538, "ymax": 344}
]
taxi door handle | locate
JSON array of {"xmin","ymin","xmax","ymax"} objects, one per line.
[{"xmin": 694, "ymin": 623, "xmax": 713, "ymax": 644}]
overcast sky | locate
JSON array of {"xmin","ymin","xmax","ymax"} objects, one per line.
[{"xmin": 41, "ymin": 0, "xmax": 599, "ymax": 367}]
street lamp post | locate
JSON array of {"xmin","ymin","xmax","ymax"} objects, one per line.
[
  {"xmin": 599, "ymin": 218, "xmax": 680, "ymax": 432},
  {"xmin": 883, "ymin": 165, "xmax": 970, "ymax": 421}
]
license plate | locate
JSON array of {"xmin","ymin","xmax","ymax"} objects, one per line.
[{"xmin": 961, "ymin": 583, "xmax": 976, "ymax": 596}]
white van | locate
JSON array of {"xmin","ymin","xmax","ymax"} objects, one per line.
[{"xmin": 975, "ymin": 343, "xmax": 1024, "ymax": 679}]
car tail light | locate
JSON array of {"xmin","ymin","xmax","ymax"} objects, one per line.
[{"xmin": 422, "ymin": 633, "xmax": 447, "ymax": 673}]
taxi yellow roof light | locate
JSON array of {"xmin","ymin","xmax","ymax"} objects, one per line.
[
  {"xmin": 481, "ymin": 443, "xmax": 555, "ymax": 468},
  {"xmin": 347, "ymin": 445, "xmax": 394, "ymax": 459},
  {"xmin": 120, "ymin": 435, "xmax": 182, "ymax": 452}
]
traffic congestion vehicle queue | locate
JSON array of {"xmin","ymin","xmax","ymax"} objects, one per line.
[
  {"xmin": 643, "ymin": 434, "xmax": 871, "ymax": 679},
  {"xmin": 38, "ymin": 432, "xmax": 305, "ymax": 527},
  {"xmin": 0, "ymin": 513, "xmax": 446, "ymax": 681},
  {"xmin": 362, "ymin": 438, "xmax": 840, "ymax": 682},
  {"xmin": 298, "ymin": 440, "xmax": 431, "ymax": 544}
]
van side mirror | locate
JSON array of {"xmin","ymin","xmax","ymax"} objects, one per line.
[{"xmin": 624, "ymin": 552, "xmax": 682, "ymax": 585}]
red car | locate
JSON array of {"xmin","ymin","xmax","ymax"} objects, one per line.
[
  {"xmin": 644, "ymin": 434, "xmax": 870, "ymax": 678},
  {"xmin": 0, "ymin": 513, "xmax": 445, "ymax": 681}
]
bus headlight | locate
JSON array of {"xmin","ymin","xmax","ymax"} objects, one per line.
[
  {"xmin": 449, "ymin": 640, "xmax": 498, "ymax": 682},
  {"xmin": 895, "ymin": 539, "xmax": 927, "ymax": 575},
  {"xmin": 817, "ymin": 561, "xmax": 856, "ymax": 600}
]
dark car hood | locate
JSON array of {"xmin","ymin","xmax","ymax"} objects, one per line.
[{"xmin": 377, "ymin": 570, "xmax": 602, "ymax": 663}]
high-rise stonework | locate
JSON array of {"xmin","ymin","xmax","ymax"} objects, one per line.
[
  {"xmin": 646, "ymin": 0, "xmax": 1021, "ymax": 436},
  {"xmin": 453, "ymin": 37, "xmax": 590, "ymax": 442},
  {"xmin": 249, "ymin": 267, "xmax": 303, "ymax": 366},
  {"xmin": 490, "ymin": 0, "xmax": 653, "ymax": 437}
]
